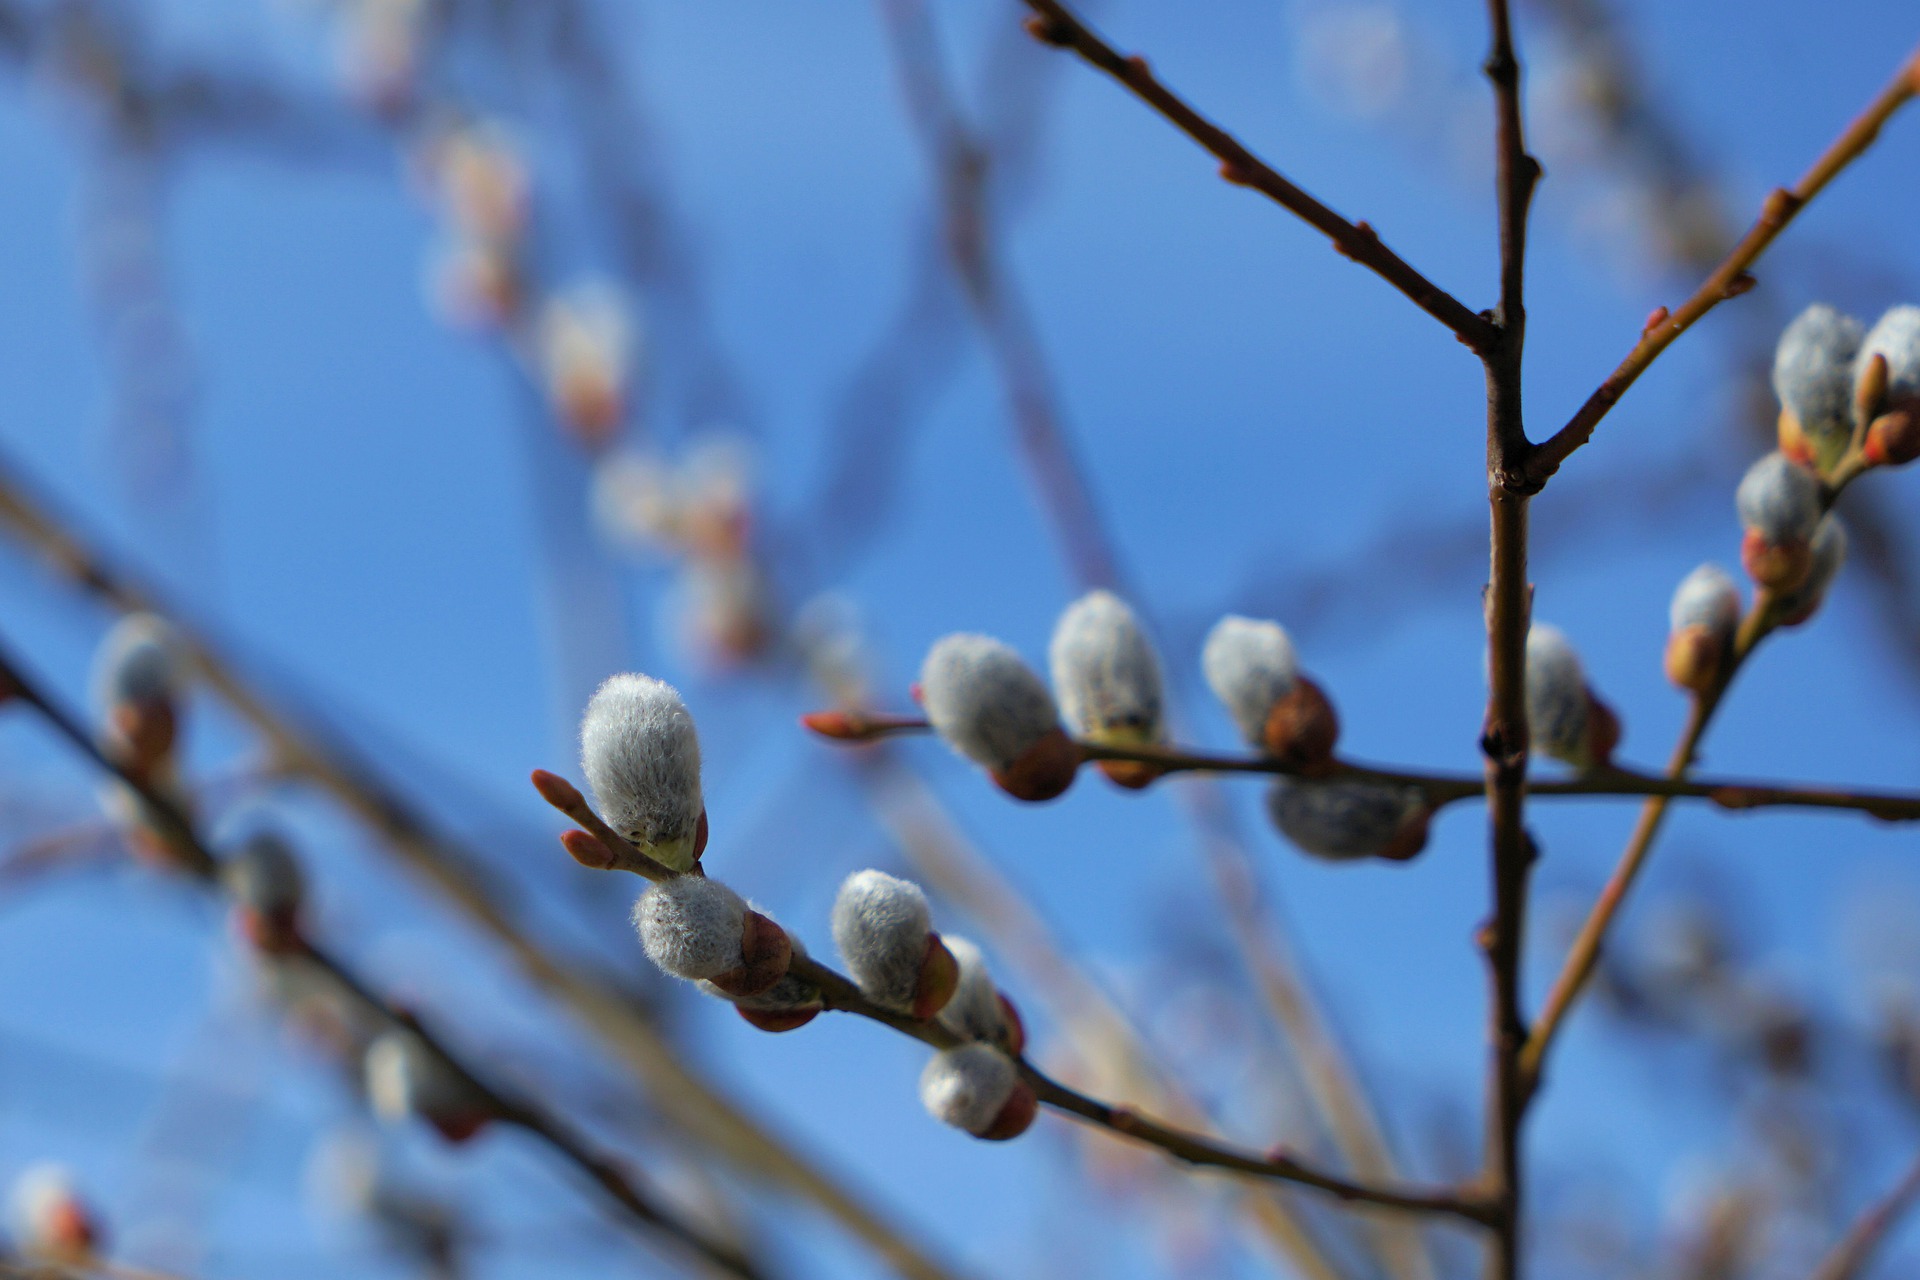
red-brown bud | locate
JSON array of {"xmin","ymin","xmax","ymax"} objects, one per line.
[
  {"xmin": 1262, "ymin": 677, "xmax": 1340, "ymax": 774},
  {"xmin": 736, "ymin": 1005, "xmax": 821, "ymax": 1033},
  {"xmin": 1664, "ymin": 624, "xmax": 1725, "ymax": 693},
  {"xmin": 1584, "ymin": 693, "xmax": 1621, "ymax": 768},
  {"xmin": 1866, "ymin": 409, "xmax": 1920, "ymax": 468},
  {"xmin": 708, "ymin": 911, "xmax": 794, "ymax": 999},
  {"xmin": 997, "ymin": 993, "xmax": 1027, "ymax": 1055},
  {"xmin": 976, "ymin": 1080, "xmax": 1039, "ymax": 1141},
  {"xmin": 1740, "ymin": 528, "xmax": 1812, "ymax": 593},
  {"xmin": 989, "ymin": 728, "xmax": 1081, "ymax": 802},
  {"xmin": 1094, "ymin": 758, "xmax": 1163, "ymax": 790},
  {"xmin": 912, "ymin": 933, "xmax": 961, "ymax": 1020}
]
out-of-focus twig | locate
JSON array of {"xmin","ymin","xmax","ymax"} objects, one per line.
[{"xmin": 1809, "ymin": 1148, "xmax": 1920, "ymax": 1280}]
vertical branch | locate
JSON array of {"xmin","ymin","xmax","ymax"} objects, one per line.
[{"xmin": 1478, "ymin": 3, "xmax": 1540, "ymax": 1278}]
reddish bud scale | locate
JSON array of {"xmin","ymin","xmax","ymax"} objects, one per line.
[
  {"xmin": 708, "ymin": 912, "xmax": 793, "ymax": 999},
  {"xmin": 44, "ymin": 1201, "xmax": 98, "ymax": 1259},
  {"xmin": 1261, "ymin": 677, "xmax": 1340, "ymax": 774},
  {"xmin": 560, "ymin": 828, "xmax": 615, "ymax": 869},
  {"xmin": 912, "ymin": 934, "xmax": 961, "ymax": 1020},
  {"xmin": 236, "ymin": 904, "xmax": 303, "ymax": 955},
  {"xmin": 693, "ymin": 808, "xmax": 710, "ymax": 862},
  {"xmin": 429, "ymin": 1112, "xmax": 491, "ymax": 1144},
  {"xmin": 1776, "ymin": 410, "xmax": 1816, "ymax": 468},
  {"xmin": 801, "ymin": 711, "xmax": 863, "ymax": 740},
  {"xmin": 1094, "ymin": 758, "xmax": 1163, "ymax": 790},
  {"xmin": 1741, "ymin": 529, "xmax": 1813, "ymax": 593},
  {"xmin": 1374, "ymin": 807, "xmax": 1433, "ymax": 863},
  {"xmin": 110, "ymin": 701, "xmax": 177, "ymax": 779},
  {"xmin": 736, "ymin": 1005, "xmax": 821, "ymax": 1033},
  {"xmin": 1583, "ymin": 692, "xmax": 1621, "ymax": 767},
  {"xmin": 1664, "ymin": 625, "xmax": 1725, "ymax": 693},
  {"xmin": 1866, "ymin": 408, "xmax": 1920, "ymax": 468},
  {"xmin": 976, "ymin": 1080, "xmax": 1039, "ymax": 1141},
  {"xmin": 989, "ymin": 728, "xmax": 1081, "ymax": 802},
  {"xmin": 997, "ymin": 993, "xmax": 1027, "ymax": 1055}
]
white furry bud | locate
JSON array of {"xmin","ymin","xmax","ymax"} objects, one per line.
[
  {"xmin": 1266, "ymin": 778, "xmax": 1428, "ymax": 861},
  {"xmin": 1735, "ymin": 453, "xmax": 1821, "ymax": 543},
  {"xmin": 1774, "ymin": 304, "xmax": 1863, "ymax": 453},
  {"xmin": 1049, "ymin": 591, "xmax": 1164, "ymax": 746},
  {"xmin": 1669, "ymin": 564, "xmax": 1741, "ymax": 637},
  {"xmin": 1202, "ymin": 615, "xmax": 1299, "ymax": 747},
  {"xmin": 919, "ymin": 635, "xmax": 1060, "ymax": 771},
  {"xmin": 1860, "ymin": 305, "xmax": 1920, "ymax": 409},
  {"xmin": 90, "ymin": 613, "xmax": 188, "ymax": 713},
  {"xmin": 831, "ymin": 869, "xmax": 932, "ymax": 1011},
  {"xmin": 1525, "ymin": 624, "xmax": 1591, "ymax": 765},
  {"xmin": 920, "ymin": 1044, "xmax": 1018, "ymax": 1136},
  {"xmin": 364, "ymin": 1029, "xmax": 489, "ymax": 1140},
  {"xmin": 937, "ymin": 935, "xmax": 1008, "ymax": 1044},
  {"xmin": 222, "ymin": 830, "xmax": 304, "ymax": 917},
  {"xmin": 633, "ymin": 876, "xmax": 747, "ymax": 980},
  {"xmin": 580, "ymin": 674, "xmax": 704, "ymax": 870},
  {"xmin": 1777, "ymin": 515, "xmax": 1847, "ymax": 626}
]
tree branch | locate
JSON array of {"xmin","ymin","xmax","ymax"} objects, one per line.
[
  {"xmin": 1014, "ymin": 0, "xmax": 1497, "ymax": 352},
  {"xmin": 1810, "ymin": 1148, "xmax": 1920, "ymax": 1280},
  {"xmin": 1526, "ymin": 44, "xmax": 1920, "ymax": 485}
]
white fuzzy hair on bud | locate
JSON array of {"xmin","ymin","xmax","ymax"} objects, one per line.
[
  {"xmin": 920, "ymin": 1043, "xmax": 1018, "ymax": 1136},
  {"xmin": 91, "ymin": 613, "xmax": 187, "ymax": 712},
  {"xmin": 1669, "ymin": 564, "xmax": 1742, "ymax": 636},
  {"xmin": 1859, "ymin": 305, "xmax": 1920, "ymax": 406},
  {"xmin": 1048, "ymin": 591, "xmax": 1164, "ymax": 745},
  {"xmin": 919, "ymin": 635, "xmax": 1060, "ymax": 771},
  {"xmin": 937, "ymin": 935, "xmax": 1006, "ymax": 1043},
  {"xmin": 1202, "ymin": 616, "xmax": 1299, "ymax": 747},
  {"xmin": 222, "ymin": 830, "xmax": 303, "ymax": 916},
  {"xmin": 1524, "ymin": 624, "xmax": 1591, "ymax": 764},
  {"xmin": 1735, "ymin": 453, "xmax": 1822, "ymax": 543},
  {"xmin": 1774, "ymin": 304, "xmax": 1863, "ymax": 443},
  {"xmin": 1266, "ymin": 778, "xmax": 1425, "ymax": 860},
  {"xmin": 364, "ymin": 1029, "xmax": 481, "ymax": 1127},
  {"xmin": 1777, "ymin": 515, "xmax": 1848, "ymax": 623},
  {"xmin": 580, "ymin": 673, "xmax": 704, "ymax": 869},
  {"xmin": 831, "ymin": 869, "xmax": 932, "ymax": 1011},
  {"xmin": 633, "ymin": 876, "xmax": 747, "ymax": 980}
]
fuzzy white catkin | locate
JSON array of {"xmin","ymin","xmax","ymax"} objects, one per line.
[
  {"xmin": 1859, "ymin": 305, "xmax": 1920, "ymax": 406},
  {"xmin": 1669, "ymin": 564, "xmax": 1742, "ymax": 636},
  {"xmin": 223, "ymin": 830, "xmax": 303, "ymax": 916},
  {"xmin": 1779, "ymin": 515, "xmax": 1848, "ymax": 618},
  {"xmin": 831, "ymin": 869, "xmax": 931, "ymax": 1011},
  {"xmin": 364, "ymin": 1030, "xmax": 477, "ymax": 1125},
  {"xmin": 633, "ymin": 876, "xmax": 747, "ymax": 980},
  {"xmin": 1049, "ymin": 591, "xmax": 1164, "ymax": 744},
  {"xmin": 1201, "ymin": 616, "xmax": 1299, "ymax": 747},
  {"xmin": 1525, "ymin": 624, "xmax": 1590, "ymax": 763},
  {"xmin": 1735, "ymin": 453, "xmax": 1822, "ymax": 543},
  {"xmin": 1773, "ymin": 304, "xmax": 1863, "ymax": 442},
  {"xmin": 1266, "ymin": 778, "xmax": 1423, "ymax": 860},
  {"xmin": 919, "ymin": 635, "xmax": 1060, "ymax": 771},
  {"xmin": 937, "ymin": 935, "xmax": 1005, "ymax": 1043},
  {"xmin": 580, "ymin": 673, "xmax": 704, "ymax": 864},
  {"xmin": 91, "ymin": 613, "xmax": 186, "ymax": 712},
  {"xmin": 920, "ymin": 1043, "xmax": 1017, "ymax": 1136}
]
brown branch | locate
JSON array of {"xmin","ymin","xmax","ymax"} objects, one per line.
[
  {"xmin": 1809, "ymin": 1148, "xmax": 1920, "ymax": 1280},
  {"xmin": 0, "ymin": 447, "xmax": 964, "ymax": 1280},
  {"xmin": 0, "ymin": 638, "xmax": 762, "ymax": 1280},
  {"xmin": 1525, "ymin": 44, "xmax": 1920, "ymax": 486},
  {"xmin": 806, "ymin": 715, "xmax": 1920, "ymax": 820},
  {"xmin": 1478, "ymin": 4, "xmax": 1539, "ymax": 1276},
  {"xmin": 1014, "ymin": 0, "xmax": 1497, "ymax": 352},
  {"xmin": 537, "ymin": 771, "xmax": 1497, "ymax": 1228}
]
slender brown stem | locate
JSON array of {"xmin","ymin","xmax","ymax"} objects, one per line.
[
  {"xmin": 1014, "ymin": 0, "xmax": 1496, "ymax": 352},
  {"xmin": 809, "ymin": 716, "xmax": 1920, "ymax": 820},
  {"xmin": 1810, "ymin": 1148, "xmax": 1920, "ymax": 1280},
  {"xmin": 1526, "ymin": 45, "xmax": 1920, "ymax": 485},
  {"xmin": 0, "ymin": 638, "xmax": 763, "ymax": 1280}
]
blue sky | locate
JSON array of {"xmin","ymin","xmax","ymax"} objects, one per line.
[{"xmin": 1, "ymin": 0, "xmax": 1919, "ymax": 1276}]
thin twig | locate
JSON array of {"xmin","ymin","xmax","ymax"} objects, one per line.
[
  {"xmin": 1809, "ymin": 1148, "xmax": 1920, "ymax": 1280},
  {"xmin": 808, "ymin": 715, "xmax": 1920, "ymax": 820},
  {"xmin": 1014, "ymin": 0, "xmax": 1496, "ymax": 351},
  {"xmin": 540, "ymin": 771, "xmax": 1497, "ymax": 1228},
  {"xmin": 0, "ymin": 637, "xmax": 761, "ymax": 1280},
  {"xmin": 1526, "ymin": 45, "xmax": 1920, "ymax": 485}
]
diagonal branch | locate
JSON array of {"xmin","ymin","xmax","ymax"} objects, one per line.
[
  {"xmin": 1525, "ymin": 43, "xmax": 1920, "ymax": 486},
  {"xmin": 1015, "ymin": 0, "xmax": 1497, "ymax": 352},
  {"xmin": 1810, "ymin": 1148, "xmax": 1920, "ymax": 1280}
]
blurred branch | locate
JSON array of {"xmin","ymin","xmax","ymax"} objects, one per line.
[
  {"xmin": 1809, "ymin": 1148, "xmax": 1920, "ymax": 1280},
  {"xmin": 1013, "ymin": 0, "xmax": 1496, "ymax": 351},
  {"xmin": 0, "ymin": 637, "xmax": 762, "ymax": 1280},
  {"xmin": 1527, "ymin": 44, "xmax": 1920, "ymax": 484},
  {"xmin": 0, "ymin": 447, "xmax": 966, "ymax": 1280}
]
